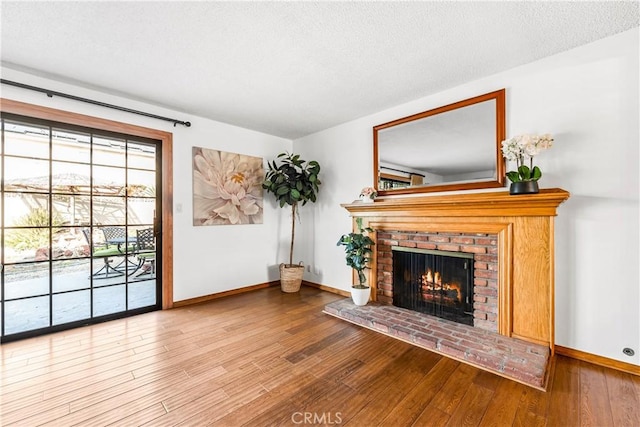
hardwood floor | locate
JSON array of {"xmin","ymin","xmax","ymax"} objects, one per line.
[{"xmin": 1, "ymin": 286, "xmax": 638, "ymax": 426}]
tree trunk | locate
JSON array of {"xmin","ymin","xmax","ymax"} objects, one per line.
[{"xmin": 289, "ymin": 202, "xmax": 297, "ymax": 266}]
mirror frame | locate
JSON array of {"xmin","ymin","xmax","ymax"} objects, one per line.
[{"xmin": 373, "ymin": 89, "xmax": 506, "ymax": 196}]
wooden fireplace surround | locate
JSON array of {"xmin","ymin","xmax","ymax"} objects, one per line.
[{"xmin": 342, "ymin": 188, "xmax": 570, "ymax": 351}]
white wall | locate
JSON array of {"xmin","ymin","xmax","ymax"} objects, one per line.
[
  {"xmin": 294, "ymin": 28, "xmax": 640, "ymax": 366},
  {"xmin": 0, "ymin": 67, "xmax": 292, "ymax": 302}
]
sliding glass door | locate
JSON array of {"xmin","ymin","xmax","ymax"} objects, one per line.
[{"xmin": 0, "ymin": 114, "xmax": 161, "ymax": 342}]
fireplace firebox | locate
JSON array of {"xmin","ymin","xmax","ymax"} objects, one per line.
[{"xmin": 392, "ymin": 247, "xmax": 474, "ymax": 326}]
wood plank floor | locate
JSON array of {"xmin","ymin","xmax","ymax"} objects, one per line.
[{"xmin": 1, "ymin": 286, "xmax": 638, "ymax": 426}]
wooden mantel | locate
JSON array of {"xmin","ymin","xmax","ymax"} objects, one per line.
[{"xmin": 341, "ymin": 188, "xmax": 570, "ymax": 350}]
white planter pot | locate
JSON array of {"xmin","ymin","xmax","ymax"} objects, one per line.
[{"xmin": 350, "ymin": 286, "xmax": 370, "ymax": 306}]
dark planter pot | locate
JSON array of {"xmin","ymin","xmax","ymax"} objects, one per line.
[{"xmin": 509, "ymin": 181, "xmax": 539, "ymax": 195}]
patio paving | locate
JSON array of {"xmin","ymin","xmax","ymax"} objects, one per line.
[{"xmin": 1, "ymin": 269, "xmax": 156, "ymax": 337}]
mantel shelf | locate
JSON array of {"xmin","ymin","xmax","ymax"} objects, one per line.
[{"xmin": 342, "ymin": 187, "xmax": 570, "ymax": 218}]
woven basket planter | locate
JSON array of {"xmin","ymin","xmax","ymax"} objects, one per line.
[{"xmin": 279, "ymin": 262, "xmax": 304, "ymax": 293}]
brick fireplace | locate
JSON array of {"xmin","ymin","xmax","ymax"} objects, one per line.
[
  {"xmin": 377, "ymin": 231, "xmax": 499, "ymax": 331},
  {"xmin": 327, "ymin": 189, "xmax": 570, "ymax": 389},
  {"xmin": 340, "ymin": 188, "xmax": 569, "ymax": 349}
]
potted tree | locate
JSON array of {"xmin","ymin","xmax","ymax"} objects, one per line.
[
  {"xmin": 263, "ymin": 152, "xmax": 321, "ymax": 292},
  {"xmin": 337, "ymin": 217, "xmax": 375, "ymax": 306}
]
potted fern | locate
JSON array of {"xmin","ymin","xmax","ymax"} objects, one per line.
[
  {"xmin": 263, "ymin": 152, "xmax": 321, "ymax": 292},
  {"xmin": 337, "ymin": 217, "xmax": 375, "ymax": 305}
]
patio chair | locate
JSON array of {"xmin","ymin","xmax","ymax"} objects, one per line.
[
  {"xmin": 101, "ymin": 226, "xmax": 126, "ymax": 245},
  {"xmin": 131, "ymin": 227, "xmax": 156, "ymax": 278},
  {"xmin": 100, "ymin": 226, "xmax": 138, "ymax": 272},
  {"xmin": 101, "ymin": 226, "xmax": 125, "ymax": 239},
  {"xmin": 82, "ymin": 228, "xmax": 125, "ymax": 279}
]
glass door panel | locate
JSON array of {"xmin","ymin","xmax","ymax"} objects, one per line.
[
  {"xmin": 52, "ymin": 129, "xmax": 91, "ymax": 163},
  {"xmin": 4, "ymin": 121, "xmax": 50, "ymax": 158},
  {"xmin": 4, "ymin": 227, "xmax": 51, "ymax": 264},
  {"xmin": 127, "ymin": 169, "xmax": 156, "ymax": 196},
  {"xmin": 127, "ymin": 142, "xmax": 156, "ymax": 170},
  {"xmin": 51, "ymin": 162, "xmax": 92, "ymax": 194},
  {"xmin": 1, "ymin": 115, "xmax": 162, "ymax": 342},
  {"xmin": 51, "ymin": 196, "xmax": 92, "ymax": 227},
  {"xmin": 4, "ymin": 263, "xmax": 49, "ymax": 300},
  {"xmin": 4, "ymin": 157, "xmax": 50, "ymax": 192},
  {"xmin": 52, "ymin": 259, "xmax": 91, "ymax": 292},
  {"xmin": 93, "ymin": 136, "xmax": 126, "ymax": 167},
  {"xmin": 4, "ymin": 296, "xmax": 49, "ymax": 335},
  {"xmin": 53, "ymin": 290, "xmax": 91, "ymax": 325},
  {"xmin": 92, "ymin": 196, "xmax": 126, "ymax": 225},
  {"xmin": 129, "ymin": 280, "xmax": 156, "ymax": 309},
  {"xmin": 94, "ymin": 285, "xmax": 126, "ymax": 316}
]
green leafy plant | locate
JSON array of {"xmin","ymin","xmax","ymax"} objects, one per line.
[
  {"xmin": 263, "ymin": 152, "xmax": 321, "ymax": 266},
  {"xmin": 5, "ymin": 208, "xmax": 64, "ymax": 250},
  {"xmin": 337, "ymin": 217, "xmax": 375, "ymax": 289},
  {"xmin": 506, "ymin": 165, "xmax": 542, "ymax": 183}
]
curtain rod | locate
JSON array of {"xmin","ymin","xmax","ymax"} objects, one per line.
[{"xmin": 1, "ymin": 79, "xmax": 191, "ymax": 127}]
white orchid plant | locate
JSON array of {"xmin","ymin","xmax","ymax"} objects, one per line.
[{"xmin": 501, "ymin": 134, "xmax": 554, "ymax": 183}]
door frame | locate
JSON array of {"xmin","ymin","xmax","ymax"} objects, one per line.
[{"xmin": 1, "ymin": 98, "xmax": 174, "ymax": 309}]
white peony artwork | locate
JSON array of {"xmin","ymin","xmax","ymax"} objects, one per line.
[{"xmin": 192, "ymin": 147, "xmax": 264, "ymax": 226}]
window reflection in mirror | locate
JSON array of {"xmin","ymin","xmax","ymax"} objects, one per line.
[{"xmin": 374, "ymin": 89, "xmax": 506, "ymax": 195}]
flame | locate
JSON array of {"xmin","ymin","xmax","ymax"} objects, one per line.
[
  {"xmin": 423, "ymin": 269, "xmax": 433, "ymax": 284},
  {"xmin": 420, "ymin": 268, "xmax": 461, "ymax": 302}
]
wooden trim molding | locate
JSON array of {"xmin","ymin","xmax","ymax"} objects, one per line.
[
  {"xmin": 342, "ymin": 188, "xmax": 570, "ymax": 350},
  {"xmin": 173, "ymin": 281, "xmax": 280, "ymax": 307},
  {"xmin": 0, "ymin": 98, "xmax": 175, "ymax": 309},
  {"xmin": 174, "ymin": 281, "xmax": 349, "ymax": 309},
  {"xmin": 556, "ymin": 345, "xmax": 640, "ymax": 376},
  {"xmin": 303, "ymin": 281, "xmax": 351, "ymax": 298}
]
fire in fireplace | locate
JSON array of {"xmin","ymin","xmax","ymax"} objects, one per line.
[{"xmin": 392, "ymin": 247, "xmax": 474, "ymax": 326}]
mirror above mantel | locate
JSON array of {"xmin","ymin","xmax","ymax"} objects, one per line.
[{"xmin": 374, "ymin": 89, "xmax": 506, "ymax": 196}]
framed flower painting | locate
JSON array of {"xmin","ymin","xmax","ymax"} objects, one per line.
[{"xmin": 192, "ymin": 147, "xmax": 264, "ymax": 226}]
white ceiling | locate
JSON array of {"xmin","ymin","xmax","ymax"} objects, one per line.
[{"xmin": 1, "ymin": 1, "xmax": 638, "ymax": 139}]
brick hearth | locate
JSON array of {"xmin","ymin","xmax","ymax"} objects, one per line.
[{"xmin": 323, "ymin": 299, "xmax": 551, "ymax": 390}]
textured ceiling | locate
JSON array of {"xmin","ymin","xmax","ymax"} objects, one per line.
[{"xmin": 1, "ymin": 1, "xmax": 638, "ymax": 139}]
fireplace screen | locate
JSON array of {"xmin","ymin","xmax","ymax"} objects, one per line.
[{"xmin": 392, "ymin": 247, "xmax": 474, "ymax": 326}]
